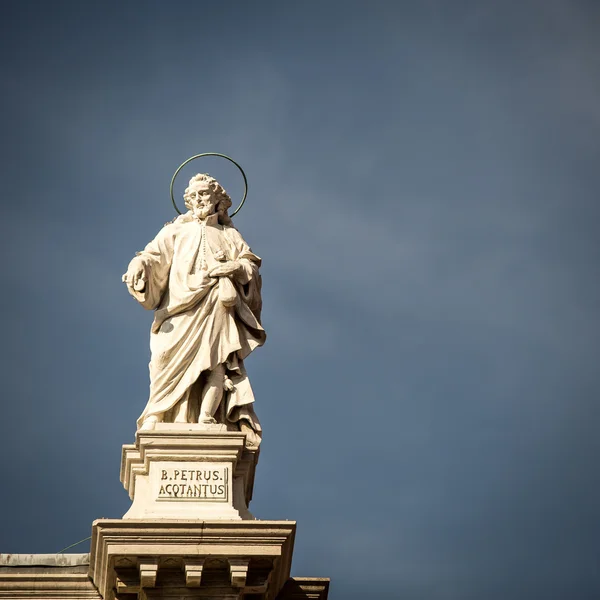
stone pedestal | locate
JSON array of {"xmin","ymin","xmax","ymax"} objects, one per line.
[
  {"xmin": 86, "ymin": 426, "xmax": 330, "ymax": 599},
  {"xmin": 121, "ymin": 425, "xmax": 258, "ymax": 520}
]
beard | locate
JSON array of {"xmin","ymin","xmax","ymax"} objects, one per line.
[{"xmin": 194, "ymin": 203, "xmax": 215, "ymax": 220}]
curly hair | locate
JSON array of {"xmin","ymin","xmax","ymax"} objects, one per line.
[{"xmin": 183, "ymin": 173, "xmax": 232, "ymax": 225}]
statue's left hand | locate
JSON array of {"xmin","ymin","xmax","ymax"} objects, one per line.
[{"xmin": 209, "ymin": 260, "xmax": 242, "ymax": 279}]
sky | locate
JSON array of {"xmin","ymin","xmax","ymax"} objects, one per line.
[{"xmin": 1, "ymin": 1, "xmax": 600, "ymax": 598}]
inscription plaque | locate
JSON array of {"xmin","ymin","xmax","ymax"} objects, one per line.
[{"xmin": 151, "ymin": 462, "xmax": 229, "ymax": 502}]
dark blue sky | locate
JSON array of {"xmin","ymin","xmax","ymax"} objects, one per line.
[{"xmin": 1, "ymin": 1, "xmax": 600, "ymax": 598}]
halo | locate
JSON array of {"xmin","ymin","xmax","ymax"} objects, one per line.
[{"xmin": 169, "ymin": 153, "xmax": 248, "ymax": 217}]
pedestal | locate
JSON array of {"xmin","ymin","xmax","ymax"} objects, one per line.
[{"xmin": 121, "ymin": 425, "xmax": 258, "ymax": 520}]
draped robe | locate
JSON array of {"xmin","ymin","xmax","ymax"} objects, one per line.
[{"xmin": 126, "ymin": 211, "xmax": 266, "ymax": 439}]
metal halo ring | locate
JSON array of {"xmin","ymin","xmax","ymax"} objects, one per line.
[{"xmin": 169, "ymin": 153, "xmax": 248, "ymax": 217}]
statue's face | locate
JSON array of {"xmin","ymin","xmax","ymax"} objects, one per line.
[{"xmin": 187, "ymin": 180, "xmax": 217, "ymax": 220}]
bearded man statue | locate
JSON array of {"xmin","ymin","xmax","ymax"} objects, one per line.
[{"xmin": 123, "ymin": 174, "xmax": 265, "ymax": 447}]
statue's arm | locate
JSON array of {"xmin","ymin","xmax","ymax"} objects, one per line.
[{"xmin": 124, "ymin": 224, "xmax": 176, "ymax": 310}]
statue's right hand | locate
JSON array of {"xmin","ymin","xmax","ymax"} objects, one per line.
[{"xmin": 123, "ymin": 260, "xmax": 146, "ymax": 292}]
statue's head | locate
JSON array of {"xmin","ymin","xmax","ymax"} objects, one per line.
[{"xmin": 183, "ymin": 174, "xmax": 232, "ymax": 224}]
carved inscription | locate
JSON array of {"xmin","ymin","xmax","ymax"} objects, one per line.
[{"xmin": 154, "ymin": 464, "xmax": 228, "ymax": 502}]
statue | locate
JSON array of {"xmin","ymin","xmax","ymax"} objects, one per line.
[{"xmin": 122, "ymin": 172, "xmax": 265, "ymax": 447}]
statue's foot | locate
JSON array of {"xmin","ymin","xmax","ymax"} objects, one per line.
[
  {"xmin": 198, "ymin": 414, "xmax": 217, "ymax": 425},
  {"xmin": 239, "ymin": 422, "xmax": 261, "ymax": 449},
  {"xmin": 244, "ymin": 430, "xmax": 261, "ymax": 449},
  {"xmin": 139, "ymin": 416, "xmax": 159, "ymax": 431}
]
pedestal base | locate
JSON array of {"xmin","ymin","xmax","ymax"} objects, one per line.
[
  {"xmin": 89, "ymin": 520, "xmax": 296, "ymax": 600},
  {"xmin": 121, "ymin": 425, "xmax": 258, "ymax": 520}
]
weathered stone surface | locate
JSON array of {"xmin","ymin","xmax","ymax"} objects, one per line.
[
  {"xmin": 0, "ymin": 554, "xmax": 101, "ymax": 599},
  {"xmin": 0, "ymin": 555, "xmax": 90, "ymax": 568}
]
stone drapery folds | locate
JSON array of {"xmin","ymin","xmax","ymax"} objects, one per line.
[{"xmin": 124, "ymin": 193, "xmax": 266, "ymax": 446}]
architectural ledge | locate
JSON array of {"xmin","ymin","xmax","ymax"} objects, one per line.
[
  {"xmin": 0, "ymin": 554, "xmax": 100, "ymax": 599},
  {"xmin": 89, "ymin": 519, "xmax": 297, "ymax": 600},
  {"xmin": 0, "ymin": 554, "xmax": 329, "ymax": 599},
  {"xmin": 277, "ymin": 578, "xmax": 330, "ymax": 600},
  {"xmin": 0, "ymin": 554, "xmax": 90, "ymax": 568}
]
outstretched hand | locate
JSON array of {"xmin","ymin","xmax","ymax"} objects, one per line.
[
  {"xmin": 123, "ymin": 259, "xmax": 146, "ymax": 292},
  {"xmin": 209, "ymin": 260, "xmax": 241, "ymax": 279}
]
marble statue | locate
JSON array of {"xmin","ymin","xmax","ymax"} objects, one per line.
[{"xmin": 123, "ymin": 174, "xmax": 266, "ymax": 447}]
